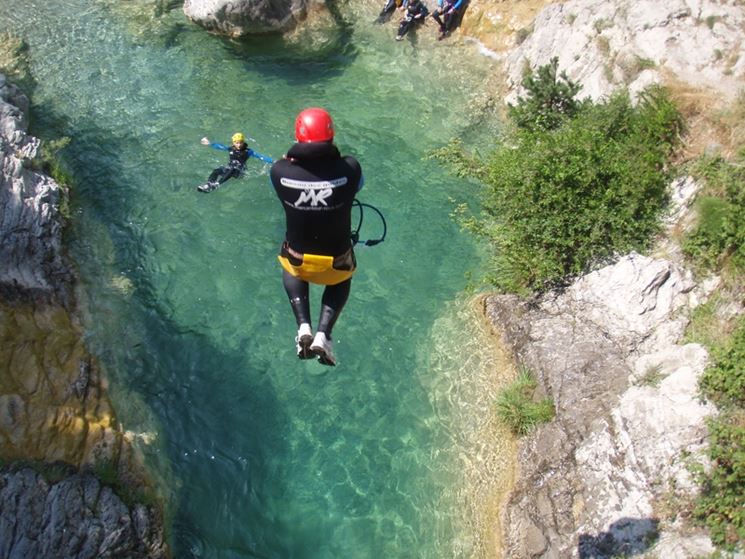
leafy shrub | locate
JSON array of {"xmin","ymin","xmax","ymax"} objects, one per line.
[
  {"xmin": 435, "ymin": 60, "xmax": 684, "ymax": 292},
  {"xmin": 495, "ymin": 367, "xmax": 554, "ymax": 436},
  {"xmin": 483, "ymin": 86, "xmax": 682, "ymax": 291},
  {"xmin": 508, "ymin": 57, "xmax": 585, "ymax": 133},
  {"xmin": 700, "ymin": 316, "xmax": 745, "ymax": 408},
  {"xmin": 693, "ymin": 315, "xmax": 745, "ymax": 551},
  {"xmin": 683, "ymin": 154, "xmax": 745, "ymax": 272},
  {"xmin": 694, "ymin": 410, "xmax": 745, "ymax": 549}
]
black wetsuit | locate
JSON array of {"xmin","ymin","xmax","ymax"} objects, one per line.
[
  {"xmin": 270, "ymin": 141, "xmax": 363, "ymax": 336},
  {"xmin": 208, "ymin": 142, "xmax": 251, "ymax": 185},
  {"xmin": 397, "ymin": 0, "xmax": 428, "ymax": 38},
  {"xmin": 378, "ymin": 0, "xmax": 402, "ymax": 19}
]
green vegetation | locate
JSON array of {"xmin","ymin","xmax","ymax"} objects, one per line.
[
  {"xmin": 507, "ymin": 57, "xmax": 584, "ymax": 133},
  {"xmin": 636, "ymin": 364, "xmax": 666, "ymax": 387},
  {"xmin": 437, "ymin": 59, "xmax": 744, "ymax": 551},
  {"xmin": 681, "ymin": 96, "xmax": 745, "ymax": 552},
  {"xmin": 495, "ymin": 367, "xmax": 555, "ymax": 436},
  {"xmin": 692, "ymin": 407, "xmax": 745, "ymax": 550},
  {"xmin": 682, "ymin": 153, "xmax": 745, "ymax": 273},
  {"xmin": 435, "ymin": 58, "xmax": 684, "ymax": 292},
  {"xmin": 700, "ymin": 319, "xmax": 745, "ymax": 408},
  {"xmin": 694, "ymin": 319, "xmax": 745, "ymax": 550}
]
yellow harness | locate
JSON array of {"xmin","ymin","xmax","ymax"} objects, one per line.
[{"xmin": 278, "ymin": 249, "xmax": 355, "ymax": 286}]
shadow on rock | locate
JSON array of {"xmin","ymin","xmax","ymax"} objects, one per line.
[{"xmin": 579, "ymin": 517, "xmax": 660, "ymax": 559}]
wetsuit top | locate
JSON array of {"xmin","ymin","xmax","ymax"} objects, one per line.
[
  {"xmin": 209, "ymin": 142, "xmax": 274, "ymax": 165},
  {"xmin": 437, "ymin": 0, "xmax": 463, "ymax": 10},
  {"xmin": 406, "ymin": 0, "xmax": 428, "ymax": 17},
  {"xmin": 270, "ymin": 141, "xmax": 363, "ymax": 256}
]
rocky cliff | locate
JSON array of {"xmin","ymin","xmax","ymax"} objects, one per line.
[
  {"xmin": 485, "ymin": 249, "xmax": 719, "ymax": 558},
  {"xmin": 0, "ymin": 74, "xmax": 72, "ymax": 305},
  {"xmin": 469, "ymin": 1, "xmax": 744, "ymax": 557},
  {"xmin": 0, "ymin": 74, "xmax": 167, "ymax": 558}
]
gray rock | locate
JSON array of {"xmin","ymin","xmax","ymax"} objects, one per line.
[
  {"xmin": 0, "ymin": 468, "xmax": 166, "ymax": 559},
  {"xmin": 503, "ymin": 0, "xmax": 745, "ymax": 104},
  {"xmin": 183, "ymin": 0, "xmax": 311, "ymax": 35},
  {"xmin": 0, "ymin": 74, "xmax": 72, "ymax": 305},
  {"xmin": 488, "ymin": 251, "xmax": 716, "ymax": 558}
]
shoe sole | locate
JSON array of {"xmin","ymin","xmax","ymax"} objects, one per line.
[
  {"xmin": 297, "ymin": 334, "xmax": 313, "ymax": 359},
  {"xmin": 310, "ymin": 344, "xmax": 336, "ymax": 366}
]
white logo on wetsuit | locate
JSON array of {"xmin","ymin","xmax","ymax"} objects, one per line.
[{"xmin": 280, "ymin": 176, "xmax": 348, "ymax": 208}]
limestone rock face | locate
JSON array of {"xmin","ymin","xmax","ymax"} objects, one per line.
[
  {"xmin": 500, "ymin": 0, "xmax": 745, "ymax": 103},
  {"xmin": 183, "ymin": 0, "xmax": 310, "ymax": 35},
  {"xmin": 487, "ymin": 252, "xmax": 716, "ymax": 558},
  {"xmin": 0, "ymin": 468, "xmax": 166, "ymax": 559},
  {"xmin": 0, "ymin": 74, "xmax": 72, "ymax": 305}
]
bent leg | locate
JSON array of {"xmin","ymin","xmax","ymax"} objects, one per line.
[
  {"xmin": 207, "ymin": 167, "xmax": 224, "ymax": 183},
  {"xmin": 432, "ymin": 10, "xmax": 445, "ymax": 31},
  {"xmin": 316, "ymin": 278, "xmax": 352, "ymax": 337},
  {"xmin": 444, "ymin": 10, "xmax": 457, "ymax": 31},
  {"xmin": 381, "ymin": 0, "xmax": 396, "ymax": 14}
]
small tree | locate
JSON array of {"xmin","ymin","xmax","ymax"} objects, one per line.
[{"xmin": 508, "ymin": 57, "xmax": 584, "ymax": 132}]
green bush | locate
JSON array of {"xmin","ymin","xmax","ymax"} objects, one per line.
[
  {"xmin": 495, "ymin": 367, "xmax": 554, "ymax": 436},
  {"xmin": 508, "ymin": 56, "xmax": 585, "ymax": 132},
  {"xmin": 694, "ymin": 411, "xmax": 745, "ymax": 549},
  {"xmin": 694, "ymin": 315, "xmax": 745, "ymax": 551},
  {"xmin": 481, "ymin": 86, "xmax": 683, "ymax": 291},
  {"xmin": 683, "ymin": 154, "xmax": 745, "ymax": 272},
  {"xmin": 700, "ymin": 316, "xmax": 745, "ymax": 408},
  {"xmin": 434, "ymin": 59, "xmax": 684, "ymax": 292}
]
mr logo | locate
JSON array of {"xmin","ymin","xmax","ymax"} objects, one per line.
[
  {"xmin": 294, "ymin": 188, "xmax": 333, "ymax": 207},
  {"xmin": 280, "ymin": 176, "xmax": 347, "ymax": 208}
]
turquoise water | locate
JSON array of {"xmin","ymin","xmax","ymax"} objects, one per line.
[{"xmin": 1, "ymin": 1, "xmax": 504, "ymax": 556}]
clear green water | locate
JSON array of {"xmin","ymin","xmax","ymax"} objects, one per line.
[{"xmin": 1, "ymin": 1, "xmax": 504, "ymax": 556}]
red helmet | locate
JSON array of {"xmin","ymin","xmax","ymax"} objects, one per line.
[{"xmin": 295, "ymin": 107, "xmax": 334, "ymax": 142}]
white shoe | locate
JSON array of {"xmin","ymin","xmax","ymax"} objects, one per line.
[
  {"xmin": 310, "ymin": 332, "xmax": 336, "ymax": 366},
  {"xmin": 197, "ymin": 181, "xmax": 219, "ymax": 193},
  {"xmin": 295, "ymin": 323, "xmax": 313, "ymax": 359}
]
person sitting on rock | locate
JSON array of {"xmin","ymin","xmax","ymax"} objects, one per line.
[
  {"xmin": 396, "ymin": 0, "xmax": 428, "ymax": 41},
  {"xmin": 432, "ymin": 0, "xmax": 463, "ymax": 40},
  {"xmin": 377, "ymin": 0, "xmax": 406, "ymax": 23}
]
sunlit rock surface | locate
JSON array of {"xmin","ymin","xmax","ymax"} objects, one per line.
[
  {"xmin": 183, "ymin": 0, "xmax": 311, "ymax": 35},
  {"xmin": 0, "ymin": 74, "xmax": 72, "ymax": 304},
  {"xmin": 486, "ymin": 251, "xmax": 717, "ymax": 558},
  {"xmin": 493, "ymin": 0, "xmax": 745, "ymax": 102}
]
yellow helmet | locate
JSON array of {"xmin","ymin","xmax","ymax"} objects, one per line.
[{"xmin": 231, "ymin": 132, "xmax": 245, "ymax": 143}]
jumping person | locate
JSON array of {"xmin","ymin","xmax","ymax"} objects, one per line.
[
  {"xmin": 269, "ymin": 108, "xmax": 363, "ymax": 366},
  {"xmin": 432, "ymin": 0, "xmax": 463, "ymax": 39},
  {"xmin": 198, "ymin": 132, "xmax": 273, "ymax": 193},
  {"xmin": 396, "ymin": 0, "xmax": 428, "ymax": 40}
]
